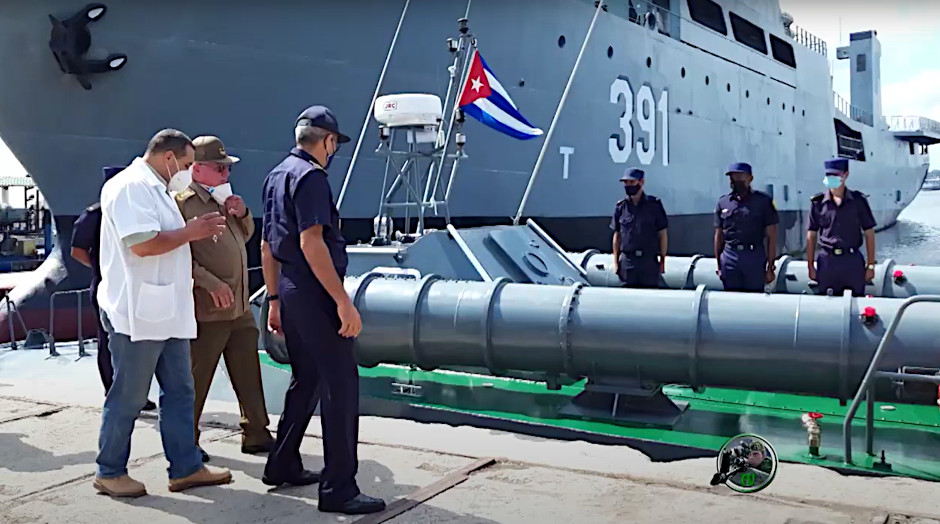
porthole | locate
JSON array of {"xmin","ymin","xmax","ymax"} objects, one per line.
[
  {"xmin": 647, "ymin": 57, "xmax": 652, "ymax": 68},
  {"xmin": 607, "ymin": 46, "xmax": 613, "ymax": 58},
  {"xmin": 558, "ymin": 35, "xmax": 566, "ymax": 47},
  {"xmin": 746, "ymin": 90, "xmax": 750, "ymax": 98},
  {"xmin": 681, "ymin": 67, "xmax": 686, "ymax": 78},
  {"xmin": 705, "ymin": 76, "xmax": 710, "ymax": 85},
  {"xmin": 767, "ymin": 97, "xmax": 770, "ymax": 105},
  {"xmin": 726, "ymin": 83, "xmax": 731, "ymax": 92}
]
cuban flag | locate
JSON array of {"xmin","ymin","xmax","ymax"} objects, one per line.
[{"xmin": 458, "ymin": 50, "xmax": 543, "ymax": 140}]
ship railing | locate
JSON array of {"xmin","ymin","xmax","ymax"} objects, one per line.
[
  {"xmin": 628, "ymin": 0, "xmax": 679, "ymax": 39},
  {"xmin": 35, "ymin": 266, "xmax": 264, "ymax": 358},
  {"xmin": 790, "ymin": 24, "xmax": 828, "ymax": 58},
  {"xmin": 888, "ymin": 115, "xmax": 940, "ymax": 136},
  {"xmin": 1, "ymin": 295, "xmax": 29, "ymax": 351},
  {"xmin": 842, "ymin": 295, "xmax": 940, "ymax": 466},
  {"xmin": 834, "ymin": 92, "xmax": 873, "ymax": 127}
]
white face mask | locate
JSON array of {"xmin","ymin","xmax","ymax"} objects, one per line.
[
  {"xmin": 165, "ymin": 156, "xmax": 192, "ymax": 193},
  {"xmin": 208, "ymin": 182, "xmax": 233, "ymax": 205}
]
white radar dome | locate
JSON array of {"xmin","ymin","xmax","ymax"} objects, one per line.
[{"xmin": 374, "ymin": 94, "xmax": 443, "ymax": 128}]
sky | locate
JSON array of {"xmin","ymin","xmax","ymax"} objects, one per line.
[{"xmin": 0, "ymin": 0, "xmax": 936, "ymax": 187}]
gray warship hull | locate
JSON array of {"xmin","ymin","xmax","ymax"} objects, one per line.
[{"xmin": 0, "ymin": 0, "xmax": 933, "ymax": 340}]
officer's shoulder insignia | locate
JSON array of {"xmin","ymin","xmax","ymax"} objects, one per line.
[
  {"xmin": 851, "ymin": 189, "xmax": 870, "ymax": 199},
  {"xmin": 85, "ymin": 202, "xmax": 101, "ymax": 213},
  {"xmin": 810, "ymin": 192, "xmax": 825, "ymax": 202},
  {"xmin": 174, "ymin": 188, "xmax": 196, "ymax": 202},
  {"xmin": 647, "ymin": 195, "xmax": 661, "ymax": 203}
]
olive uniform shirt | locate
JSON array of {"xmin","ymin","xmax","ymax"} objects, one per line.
[{"xmin": 175, "ymin": 183, "xmax": 254, "ymax": 323}]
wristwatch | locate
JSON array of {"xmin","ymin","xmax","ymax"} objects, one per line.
[
  {"xmin": 264, "ymin": 294, "xmax": 279, "ymax": 302},
  {"xmin": 866, "ymin": 262, "xmax": 876, "ymax": 270}
]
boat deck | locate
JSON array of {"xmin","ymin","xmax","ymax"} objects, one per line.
[{"xmin": 2, "ymin": 343, "xmax": 940, "ymax": 523}]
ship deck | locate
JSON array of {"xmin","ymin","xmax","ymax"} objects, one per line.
[{"xmin": 3, "ymin": 343, "xmax": 940, "ymax": 523}]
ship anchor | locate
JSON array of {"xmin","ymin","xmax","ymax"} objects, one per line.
[{"xmin": 48, "ymin": 3, "xmax": 127, "ymax": 90}]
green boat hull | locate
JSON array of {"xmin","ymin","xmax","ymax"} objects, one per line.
[{"xmin": 259, "ymin": 354, "xmax": 940, "ymax": 481}]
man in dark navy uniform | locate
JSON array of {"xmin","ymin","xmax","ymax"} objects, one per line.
[
  {"xmin": 807, "ymin": 158, "xmax": 877, "ymax": 296},
  {"xmin": 70, "ymin": 167, "xmax": 155, "ymax": 411},
  {"xmin": 713, "ymin": 162, "xmax": 778, "ymax": 292},
  {"xmin": 610, "ymin": 168, "xmax": 668, "ymax": 288},
  {"xmin": 260, "ymin": 105, "xmax": 385, "ymax": 515}
]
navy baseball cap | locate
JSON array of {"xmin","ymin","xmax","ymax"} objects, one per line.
[
  {"xmin": 825, "ymin": 158, "xmax": 848, "ymax": 174},
  {"xmin": 619, "ymin": 168, "xmax": 644, "ymax": 181},
  {"xmin": 296, "ymin": 105, "xmax": 351, "ymax": 143},
  {"xmin": 102, "ymin": 166, "xmax": 125, "ymax": 182},
  {"xmin": 725, "ymin": 162, "xmax": 752, "ymax": 175}
]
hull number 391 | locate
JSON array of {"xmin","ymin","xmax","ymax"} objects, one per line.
[{"xmin": 609, "ymin": 76, "xmax": 669, "ymax": 167}]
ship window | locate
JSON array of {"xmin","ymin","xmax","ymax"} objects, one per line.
[
  {"xmin": 729, "ymin": 12, "xmax": 767, "ymax": 54},
  {"xmin": 856, "ymin": 54, "xmax": 866, "ymax": 72},
  {"xmin": 769, "ymin": 35, "xmax": 797, "ymax": 68},
  {"xmin": 784, "ymin": 185, "xmax": 790, "ymax": 202},
  {"xmin": 896, "ymin": 190, "xmax": 901, "ymax": 203},
  {"xmin": 687, "ymin": 0, "xmax": 727, "ymax": 35}
]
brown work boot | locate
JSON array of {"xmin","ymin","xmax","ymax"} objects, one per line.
[
  {"xmin": 168, "ymin": 466, "xmax": 233, "ymax": 493},
  {"xmin": 93, "ymin": 475, "xmax": 147, "ymax": 498}
]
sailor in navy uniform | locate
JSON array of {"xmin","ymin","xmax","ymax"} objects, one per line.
[
  {"xmin": 806, "ymin": 158, "xmax": 877, "ymax": 297},
  {"xmin": 610, "ymin": 168, "xmax": 668, "ymax": 288},
  {"xmin": 713, "ymin": 162, "xmax": 778, "ymax": 292},
  {"xmin": 259, "ymin": 105, "xmax": 385, "ymax": 515}
]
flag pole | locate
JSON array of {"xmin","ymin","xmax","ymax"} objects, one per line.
[
  {"xmin": 337, "ymin": 0, "xmax": 411, "ymax": 210},
  {"xmin": 512, "ymin": 0, "xmax": 606, "ymax": 226}
]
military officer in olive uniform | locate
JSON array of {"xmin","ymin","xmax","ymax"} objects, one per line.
[
  {"xmin": 807, "ymin": 158, "xmax": 877, "ymax": 297},
  {"xmin": 610, "ymin": 168, "xmax": 668, "ymax": 288}
]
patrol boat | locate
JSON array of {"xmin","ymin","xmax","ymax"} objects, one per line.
[{"xmin": 0, "ymin": 1, "xmax": 937, "ymax": 340}]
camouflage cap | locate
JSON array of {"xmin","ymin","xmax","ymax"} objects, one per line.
[{"xmin": 193, "ymin": 136, "xmax": 240, "ymax": 165}]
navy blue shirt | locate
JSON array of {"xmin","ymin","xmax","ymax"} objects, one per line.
[
  {"xmin": 807, "ymin": 189, "xmax": 877, "ymax": 250},
  {"xmin": 609, "ymin": 194, "xmax": 668, "ymax": 256},
  {"xmin": 71, "ymin": 203, "xmax": 102, "ymax": 296},
  {"xmin": 713, "ymin": 190, "xmax": 778, "ymax": 247},
  {"xmin": 262, "ymin": 148, "xmax": 348, "ymax": 286}
]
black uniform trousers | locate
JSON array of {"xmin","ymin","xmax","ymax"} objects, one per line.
[
  {"xmin": 91, "ymin": 288, "xmax": 113, "ymax": 394},
  {"xmin": 264, "ymin": 279, "xmax": 361, "ymax": 504}
]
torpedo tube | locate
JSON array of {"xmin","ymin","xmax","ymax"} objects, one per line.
[
  {"xmin": 258, "ymin": 271, "xmax": 940, "ymax": 407},
  {"xmin": 567, "ymin": 251, "xmax": 933, "ymax": 298}
]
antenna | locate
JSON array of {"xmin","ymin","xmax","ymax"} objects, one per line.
[{"xmin": 367, "ymin": 19, "xmax": 475, "ymax": 246}]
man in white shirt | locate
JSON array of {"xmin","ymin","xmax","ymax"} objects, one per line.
[{"xmin": 94, "ymin": 129, "xmax": 233, "ymax": 498}]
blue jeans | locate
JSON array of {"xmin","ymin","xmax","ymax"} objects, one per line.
[{"xmin": 96, "ymin": 311, "xmax": 203, "ymax": 480}]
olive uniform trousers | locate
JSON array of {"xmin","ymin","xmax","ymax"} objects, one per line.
[{"xmin": 190, "ymin": 312, "xmax": 272, "ymax": 446}]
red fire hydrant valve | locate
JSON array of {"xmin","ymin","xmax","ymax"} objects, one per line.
[
  {"xmin": 893, "ymin": 270, "xmax": 906, "ymax": 285},
  {"xmin": 861, "ymin": 306, "xmax": 878, "ymax": 327}
]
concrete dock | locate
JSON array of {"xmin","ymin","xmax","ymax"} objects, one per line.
[{"xmin": 2, "ymin": 344, "xmax": 939, "ymax": 524}]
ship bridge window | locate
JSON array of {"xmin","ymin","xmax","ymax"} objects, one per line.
[
  {"xmin": 687, "ymin": 0, "xmax": 727, "ymax": 35},
  {"xmin": 729, "ymin": 12, "xmax": 767, "ymax": 54},
  {"xmin": 770, "ymin": 34, "xmax": 797, "ymax": 68}
]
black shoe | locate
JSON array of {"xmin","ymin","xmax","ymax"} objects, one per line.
[
  {"xmin": 199, "ymin": 447, "xmax": 210, "ymax": 463},
  {"xmin": 241, "ymin": 440, "xmax": 275, "ymax": 455},
  {"xmin": 142, "ymin": 400, "xmax": 157, "ymax": 411},
  {"xmin": 319, "ymin": 493, "xmax": 386, "ymax": 515},
  {"xmin": 262, "ymin": 469, "xmax": 320, "ymax": 487}
]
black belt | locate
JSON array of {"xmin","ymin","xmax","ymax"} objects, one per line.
[
  {"xmin": 622, "ymin": 250, "xmax": 654, "ymax": 258},
  {"xmin": 822, "ymin": 246, "xmax": 857, "ymax": 255},
  {"xmin": 725, "ymin": 244, "xmax": 758, "ymax": 252}
]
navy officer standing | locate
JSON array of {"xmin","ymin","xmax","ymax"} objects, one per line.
[
  {"xmin": 610, "ymin": 168, "xmax": 668, "ymax": 288},
  {"xmin": 806, "ymin": 158, "xmax": 877, "ymax": 296},
  {"xmin": 260, "ymin": 105, "xmax": 385, "ymax": 515},
  {"xmin": 713, "ymin": 162, "xmax": 778, "ymax": 292}
]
